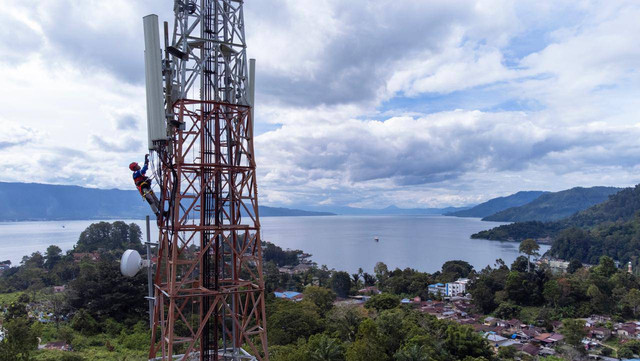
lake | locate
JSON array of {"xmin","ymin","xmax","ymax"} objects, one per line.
[{"xmin": 0, "ymin": 215, "xmax": 549, "ymax": 273}]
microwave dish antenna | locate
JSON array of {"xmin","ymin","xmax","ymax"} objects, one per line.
[{"xmin": 120, "ymin": 249, "xmax": 148, "ymax": 277}]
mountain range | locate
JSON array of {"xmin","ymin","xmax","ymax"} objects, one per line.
[
  {"xmin": 300, "ymin": 204, "xmax": 471, "ymax": 216},
  {"xmin": 0, "ymin": 182, "xmax": 333, "ymax": 221},
  {"xmin": 482, "ymin": 186, "xmax": 621, "ymax": 222},
  {"xmin": 471, "ymin": 184, "xmax": 640, "ymax": 264},
  {"xmin": 445, "ymin": 191, "xmax": 546, "ymax": 218}
]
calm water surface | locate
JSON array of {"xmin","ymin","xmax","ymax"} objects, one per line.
[{"xmin": 0, "ymin": 215, "xmax": 549, "ymax": 273}]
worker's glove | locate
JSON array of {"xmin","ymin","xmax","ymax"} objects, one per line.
[{"xmin": 145, "ymin": 154, "xmax": 149, "ymax": 163}]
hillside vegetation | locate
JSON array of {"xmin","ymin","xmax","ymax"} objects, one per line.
[
  {"xmin": 483, "ymin": 186, "xmax": 621, "ymax": 222},
  {"xmin": 446, "ymin": 191, "xmax": 546, "ymax": 218},
  {"xmin": 473, "ymin": 185, "xmax": 640, "ymax": 264}
]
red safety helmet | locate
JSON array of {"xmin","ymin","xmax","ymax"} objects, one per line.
[{"xmin": 129, "ymin": 162, "xmax": 138, "ymax": 171}]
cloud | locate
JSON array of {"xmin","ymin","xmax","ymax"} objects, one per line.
[
  {"xmin": 91, "ymin": 135, "xmax": 141, "ymax": 153},
  {"xmin": 0, "ymin": 119, "xmax": 39, "ymax": 149},
  {"xmin": 2, "ymin": 0, "xmax": 640, "ymax": 208},
  {"xmin": 0, "ymin": 7, "xmax": 44, "ymax": 64},
  {"xmin": 115, "ymin": 114, "xmax": 140, "ymax": 130}
]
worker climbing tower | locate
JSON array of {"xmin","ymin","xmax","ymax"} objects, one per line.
[{"xmin": 143, "ymin": 1, "xmax": 268, "ymax": 360}]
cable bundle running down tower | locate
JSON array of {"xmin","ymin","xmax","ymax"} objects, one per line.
[{"xmin": 143, "ymin": 1, "xmax": 268, "ymax": 360}]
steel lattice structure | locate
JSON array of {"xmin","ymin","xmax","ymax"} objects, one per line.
[{"xmin": 149, "ymin": 1, "xmax": 268, "ymax": 360}]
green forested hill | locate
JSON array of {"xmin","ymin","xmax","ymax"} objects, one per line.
[
  {"xmin": 482, "ymin": 186, "xmax": 621, "ymax": 222},
  {"xmin": 472, "ymin": 185, "xmax": 640, "ymax": 264},
  {"xmin": 445, "ymin": 191, "xmax": 546, "ymax": 218}
]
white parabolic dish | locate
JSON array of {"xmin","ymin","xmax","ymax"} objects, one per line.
[{"xmin": 120, "ymin": 249, "xmax": 143, "ymax": 277}]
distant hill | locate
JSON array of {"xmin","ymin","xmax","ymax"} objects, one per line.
[
  {"xmin": 299, "ymin": 204, "xmax": 471, "ymax": 216},
  {"xmin": 471, "ymin": 185, "xmax": 640, "ymax": 264},
  {"xmin": 482, "ymin": 186, "xmax": 621, "ymax": 222},
  {"xmin": 0, "ymin": 182, "xmax": 333, "ymax": 221},
  {"xmin": 445, "ymin": 191, "xmax": 546, "ymax": 218}
]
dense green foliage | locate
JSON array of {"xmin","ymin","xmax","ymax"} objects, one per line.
[
  {"xmin": 446, "ymin": 191, "xmax": 545, "ymax": 218},
  {"xmin": 263, "ymin": 242, "xmax": 303, "ymax": 267},
  {"xmin": 483, "ymin": 186, "xmax": 620, "ymax": 222},
  {"xmin": 469, "ymin": 254, "xmax": 640, "ymax": 320},
  {"xmin": 473, "ymin": 184, "xmax": 640, "ymax": 265},
  {"xmin": 471, "ymin": 221, "xmax": 561, "ymax": 242}
]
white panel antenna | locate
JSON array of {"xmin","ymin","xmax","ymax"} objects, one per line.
[{"xmin": 143, "ymin": 14, "xmax": 166, "ymax": 150}]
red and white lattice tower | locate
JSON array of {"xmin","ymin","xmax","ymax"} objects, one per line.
[{"xmin": 143, "ymin": 1, "xmax": 268, "ymax": 360}]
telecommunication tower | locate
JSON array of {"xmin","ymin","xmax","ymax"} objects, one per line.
[{"xmin": 142, "ymin": 1, "xmax": 268, "ymax": 360}]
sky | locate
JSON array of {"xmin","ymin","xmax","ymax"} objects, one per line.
[{"xmin": 1, "ymin": 0, "xmax": 640, "ymax": 209}]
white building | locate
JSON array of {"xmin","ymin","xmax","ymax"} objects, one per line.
[
  {"xmin": 446, "ymin": 278, "xmax": 469, "ymax": 297},
  {"xmin": 427, "ymin": 278, "xmax": 470, "ymax": 297},
  {"xmin": 428, "ymin": 283, "xmax": 447, "ymax": 296}
]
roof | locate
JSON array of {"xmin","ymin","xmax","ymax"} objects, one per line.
[
  {"xmin": 274, "ymin": 291, "xmax": 302, "ymax": 300},
  {"xmin": 484, "ymin": 333, "xmax": 507, "ymax": 342},
  {"xmin": 521, "ymin": 343, "xmax": 540, "ymax": 355}
]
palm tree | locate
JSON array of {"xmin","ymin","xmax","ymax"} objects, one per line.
[
  {"xmin": 394, "ymin": 344, "xmax": 431, "ymax": 361},
  {"xmin": 351, "ymin": 273, "xmax": 361, "ymax": 288},
  {"xmin": 309, "ymin": 334, "xmax": 344, "ymax": 361},
  {"xmin": 363, "ymin": 273, "xmax": 377, "ymax": 287}
]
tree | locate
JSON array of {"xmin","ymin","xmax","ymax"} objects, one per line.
[
  {"xmin": 562, "ymin": 319, "xmax": 587, "ymax": 350},
  {"xmin": 441, "ymin": 260, "xmax": 473, "ymax": 282},
  {"xmin": 623, "ymin": 288, "xmax": 640, "ymax": 317},
  {"xmin": 365, "ymin": 293, "xmax": 399, "ymax": 312},
  {"xmin": 394, "ymin": 344, "xmax": 430, "ymax": 361},
  {"xmin": 326, "ymin": 305, "xmax": 365, "ymax": 342},
  {"xmin": 307, "ymin": 334, "xmax": 344, "ymax": 361},
  {"xmin": 345, "ymin": 319, "xmax": 388, "ymax": 361},
  {"xmin": 70, "ymin": 309, "xmax": 99, "ymax": 335},
  {"xmin": 67, "ymin": 258, "xmax": 147, "ymax": 322},
  {"xmin": 363, "ymin": 273, "xmax": 376, "ymax": 287},
  {"xmin": 44, "ymin": 245, "xmax": 63, "ymax": 270},
  {"xmin": 351, "ymin": 273, "xmax": 361, "ymax": 289},
  {"xmin": 268, "ymin": 300, "xmax": 324, "ymax": 345},
  {"xmin": 331, "ymin": 272, "xmax": 352, "ymax": 298},
  {"xmin": 75, "ymin": 221, "xmax": 143, "ymax": 253},
  {"xmin": 376, "ymin": 308, "xmax": 408, "ymax": 355},
  {"xmin": 593, "ymin": 256, "xmax": 617, "ymax": 278},
  {"xmin": 518, "ymin": 239, "xmax": 540, "ymax": 273},
  {"xmin": 443, "ymin": 324, "xmax": 492, "ymax": 360},
  {"xmin": 304, "ymin": 286, "xmax": 336, "ymax": 316},
  {"xmin": 543, "ymin": 279, "xmax": 562, "ymax": 308},
  {"xmin": 5, "ymin": 294, "xmax": 29, "ymax": 320},
  {"xmin": 494, "ymin": 302, "xmax": 521, "ymax": 320},
  {"xmin": 567, "ymin": 259, "xmax": 582, "ymax": 273},
  {"xmin": 0, "ymin": 317, "xmax": 40, "ymax": 361},
  {"xmin": 374, "ymin": 262, "xmax": 389, "ymax": 286}
]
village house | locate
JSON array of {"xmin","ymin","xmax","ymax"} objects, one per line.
[
  {"xmin": 584, "ymin": 315, "xmax": 611, "ymax": 327},
  {"xmin": 534, "ymin": 332, "xmax": 565, "ymax": 346},
  {"xmin": 358, "ymin": 286, "xmax": 382, "ymax": 295},
  {"xmin": 72, "ymin": 252, "xmax": 100, "ymax": 263},
  {"xmin": 273, "ymin": 291, "xmax": 304, "ymax": 301},
  {"xmin": 0, "ymin": 261, "xmax": 10, "ymax": 274},
  {"xmin": 616, "ymin": 323, "xmax": 640, "ymax": 339},
  {"xmin": 588, "ymin": 327, "xmax": 612, "ymax": 341}
]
